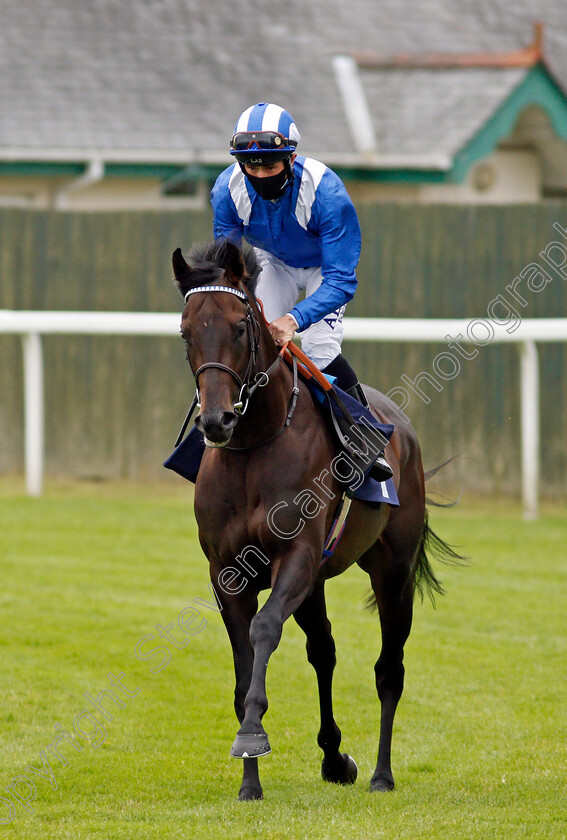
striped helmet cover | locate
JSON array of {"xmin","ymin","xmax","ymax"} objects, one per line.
[{"xmin": 230, "ymin": 103, "xmax": 300, "ymax": 160}]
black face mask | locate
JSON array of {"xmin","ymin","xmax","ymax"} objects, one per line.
[{"xmin": 245, "ymin": 168, "xmax": 291, "ymax": 201}]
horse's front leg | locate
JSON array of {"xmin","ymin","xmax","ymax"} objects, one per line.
[
  {"xmin": 215, "ymin": 579, "xmax": 264, "ymax": 800},
  {"xmin": 230, "ymin": 547, "xmax": 317, "ymax": 760}
]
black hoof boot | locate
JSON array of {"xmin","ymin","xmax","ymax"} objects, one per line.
[
  {"xmin": 321, "ymin": 753, "xmax": 358, "ymax": 785},
  {"xmin": 231, "ymin": 731, "xmax": 271, "ymax": 759}
]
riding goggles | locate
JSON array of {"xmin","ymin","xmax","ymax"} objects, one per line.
[{"xmin": 230, "ymin": 131, "xmax": 298, "ymax": 152}]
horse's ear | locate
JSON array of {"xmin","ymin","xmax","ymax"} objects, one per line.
[
  {"xmin": 172, "ymin": 248, "xmax": 191, "ymax": 296},
  {"xmin": 172, "ymin": 247, "xmax": 190, "ymax": 278},
  {"xmin": 222, "ymin": 240, "xmax": 246, "ymax": 285}
]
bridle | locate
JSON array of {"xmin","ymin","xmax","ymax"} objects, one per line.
[
  {"xmin": 185, "ymin": 284, "xmax": 285, "ymax": 416},
  {"xmin": 175, "ymin": 284, "xmax": 299, "ymax": 449}
]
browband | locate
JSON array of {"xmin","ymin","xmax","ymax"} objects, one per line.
[{"xmin": 184, "ymin": 285, "xmax": 248, "ymax": 303}]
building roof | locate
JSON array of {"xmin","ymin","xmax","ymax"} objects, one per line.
[
  {"xmin": 363, "ymin": 67, "xmax": 527, "ymax": 159},
  {"xmin": 1, "ymin": 0, "xmax": 567, "ymax": 180}
]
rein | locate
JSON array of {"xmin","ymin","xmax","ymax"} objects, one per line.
[{"xmin": 175, "ymin": 284, "xmax": 299, "ymax": 450}]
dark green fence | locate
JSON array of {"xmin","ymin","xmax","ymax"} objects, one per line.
[{"xmin": 1, "ymin": 204, "xmax": 566, "ymax": 496}]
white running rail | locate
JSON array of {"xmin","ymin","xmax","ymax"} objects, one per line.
[{"xmin": 1, "ymin": 310, "xmax": 566, "ymax": 519}]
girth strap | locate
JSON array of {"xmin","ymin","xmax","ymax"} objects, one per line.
[
  {"xmin": 174, "ymin": 392, "xmax": 199, "ymax": 447},
  {"xmin": 321, "ymin": 491, "xmax": 352, "ymax": 566}
]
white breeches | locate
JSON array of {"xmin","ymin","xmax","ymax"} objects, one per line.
[{"xmin": 254, "ymin": 249, "xmax": 345, "ymax": 369}]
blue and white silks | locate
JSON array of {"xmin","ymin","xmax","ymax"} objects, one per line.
[{"xmin": 211, "ymin": 156, "xmax": 362, "ymax": 334}]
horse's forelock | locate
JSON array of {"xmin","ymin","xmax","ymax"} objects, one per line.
[{"xmin": 184, "ymin": 239, "xmax": 260, "ymax": 298}]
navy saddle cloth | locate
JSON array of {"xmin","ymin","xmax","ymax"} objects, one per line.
[{"xmin": 164, "ymin": 384, "xmax": 399, "ymax": 507}]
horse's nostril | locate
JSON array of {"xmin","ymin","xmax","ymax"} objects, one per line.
[
  {"xmin": 196, "ymin": 411, "xmax": 236, "ymax": 442},
  {"xmin": 221, "ymin": 411, "xmax": 238, "ymax": 430}
]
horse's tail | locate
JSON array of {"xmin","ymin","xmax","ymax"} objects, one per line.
[
  {"xmin": 364, "ymin": 459, "xmax": 466, "ymax": 611},
  {"xmin": 413, "ymin": 508, "xmax": 465, "ymax": 604},
  {"xmin": 364, "ymin": 507, "xmax": 464, "ymax": 612},
  {"xmin": 414, "ymin": 459, "xmax": 467, "ymax": 604}
]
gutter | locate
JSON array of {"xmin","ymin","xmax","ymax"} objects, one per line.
[
  {"xmin": 333, "ymin": 55, "xmax": 378, "ymax": 156},
  {"xmin": 0, "ymin": 146, "xmax": 452, "ymax": 172},
  {"xmin": 54, "ymin": 158, "xmax": 105, "ymax": 209}
]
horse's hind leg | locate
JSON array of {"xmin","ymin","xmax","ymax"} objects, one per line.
[
  {"xmin": 362, "ymin": 521, "xmax": 420, "ymax": 792},
  {"xmin": 293, "ymin": 581, "xmax": 357, "ymax": 785}
]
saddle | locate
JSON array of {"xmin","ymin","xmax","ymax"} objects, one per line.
[
  {"xmin": 279, "ymin": 341, "xmax": 394, "ymax": 496},
  {"xmin": 164, "ymin": 339, "xmax": 397, "ymax": 508}
]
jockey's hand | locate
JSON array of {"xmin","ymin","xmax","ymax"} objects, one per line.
[{"xmin": 268, "ymin": 314, "xmax": 297, "ymax": 346}]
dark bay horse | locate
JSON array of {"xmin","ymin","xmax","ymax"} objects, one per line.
[{"xmin": 172, "ymin": 239, "xmax": 454, "ymax": 801}]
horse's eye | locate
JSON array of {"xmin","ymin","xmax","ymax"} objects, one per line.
[{"xmin": 236, "ymin": 321, "xmax": 246, "ymax": 339}]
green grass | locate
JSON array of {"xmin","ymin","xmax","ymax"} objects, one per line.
[{"xmin": 0, "ymin": 480, "xmax": 566, "ymax": 839}]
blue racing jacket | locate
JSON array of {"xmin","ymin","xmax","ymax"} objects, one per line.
[{"xmin": 211, "ymin": 156, "xmax": 361, "ymax": 332}]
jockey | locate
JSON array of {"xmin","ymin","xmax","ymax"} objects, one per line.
[{"xmin": 211, "ymin": 102, "xmax": 392, "ymax": 481}]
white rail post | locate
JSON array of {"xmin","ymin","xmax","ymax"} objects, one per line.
[
  {"xmin": 519, "ymin": 340, "xmax": 540, "ymax": 521},
  {"xmin": 22, "ymin": 332, "xmax": 44, "ymax": 497}
]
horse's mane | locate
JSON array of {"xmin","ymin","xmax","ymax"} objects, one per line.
[{"xmin": 184, "ymin": 239, "xmax": 260, "ymax": 298}]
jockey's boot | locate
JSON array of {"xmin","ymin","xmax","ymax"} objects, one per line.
[
  {"xmin": 321, "ymin": 354, "xmax": 393, "ymax": 484},
  {"xmin": 344, "ymin": 383, "xmax": 393, "ymax": 483}
]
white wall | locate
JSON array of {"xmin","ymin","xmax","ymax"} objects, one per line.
[
  {"xmin": 338, "ymin": 150, "xmax": 542, "ymax": 206},
  {"xmin": 419, "ymin": 149, "xmax": 541, "ymax": 204},
  {"xmin": 0, "ymin": 149, "xmax": 543, "ymax": 210},
  {"xmin": 0, "ymin": 175, "xmax": 208, "ymax": 211}
]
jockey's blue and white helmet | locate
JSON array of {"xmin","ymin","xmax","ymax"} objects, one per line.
[{"xmin": 230, "ymin": 103, "xmax": 300, "ymax": 164}]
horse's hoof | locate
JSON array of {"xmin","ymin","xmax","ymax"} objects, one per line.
[
  {"xmin": 321, "ymin": 753, "xmax": 358, "ymax": 785},
  {"xmin": 238, "ymin": 786, "xmax": 264, "ymax": 801},
  {"xmin": 369, "ymin": 772, "xmax": 395, "ymax": 792},
  {"xmin": 231, "ymin": 732, "xmax": 271, "ymax": 759}
]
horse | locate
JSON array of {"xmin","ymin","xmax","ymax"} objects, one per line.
[{"xmin": 171, "ymin": 238, "xmax": 456, "ymax": 801}]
